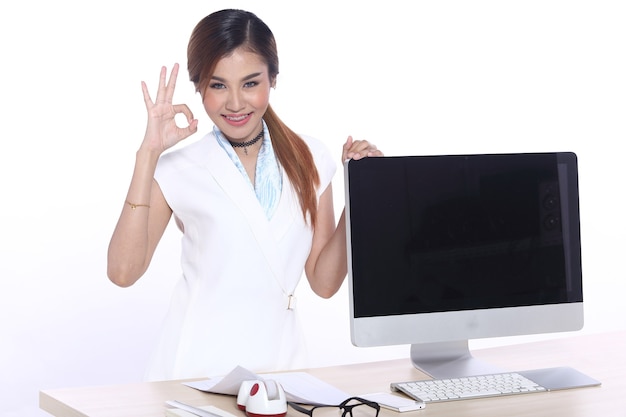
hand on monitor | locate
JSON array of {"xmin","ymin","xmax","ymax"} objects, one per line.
[{"xmin": 342, "ymin": 136, "xmax": 384, "ymax": 162}]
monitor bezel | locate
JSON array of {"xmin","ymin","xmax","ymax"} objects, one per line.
[{"xmin": 344, "ymin": 152, "xmax": 583, "ymax": 376}]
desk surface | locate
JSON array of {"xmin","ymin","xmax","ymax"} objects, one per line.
[{"xmin": 40, "ymin": 331, "xmax": 625, "ymax": 417}]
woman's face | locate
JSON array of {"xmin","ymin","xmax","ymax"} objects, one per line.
[{"xmin": 202, "ymin": 48, "xmax": 274, "ymax": 143}]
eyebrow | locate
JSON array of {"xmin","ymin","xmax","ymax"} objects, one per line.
[{"xmin": 210, "ymin": 72, "xmax": 264, "ymax": 82}]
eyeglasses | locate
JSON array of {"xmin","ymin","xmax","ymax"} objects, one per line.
[{"xmin": 288, "ymin": 397, "xmax": 380, "ymax": 417}]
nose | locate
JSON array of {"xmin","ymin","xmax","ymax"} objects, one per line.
[{"xmin": 225, "ymin": 89, "xmax": 244, "ymax": 112}]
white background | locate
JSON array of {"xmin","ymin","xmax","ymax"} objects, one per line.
[{"xmin": 1, "ymin": 1, "xmax": 625, "ymax": 416}]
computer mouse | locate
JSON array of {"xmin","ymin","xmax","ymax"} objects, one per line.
[{"xmin": 236, "ymin": 379, "xmax": 287, "ymax": 417}]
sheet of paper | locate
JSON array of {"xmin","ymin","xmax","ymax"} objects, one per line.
[
  {"xmin": 185, "ymin": 366, "xmax": 258, "ymax": 395},
  {"xmin": 184, "ymin": 366, "xmax": 350, "ymax": 405},
  {"xmin": 268, "ymin": 371, "xmax": 349, "ymax": 404},
  {"xmin": 165, "ymin": 404, "xmax": 239, "ymax": 417}
]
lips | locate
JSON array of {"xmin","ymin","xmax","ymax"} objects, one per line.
[{"xmin": 223, "ymin": 113, "xmax": 252, "ymax": 126}]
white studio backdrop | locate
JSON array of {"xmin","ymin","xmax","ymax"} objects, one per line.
[{"xmin": 1, "ymin": 1, "xmax": 625, "ymax": 416}]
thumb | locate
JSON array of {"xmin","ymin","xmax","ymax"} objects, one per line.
[
  {"xmin": 342, "ymin": 135, "xmax": 354, "ymax": 161},
  {"xmin": 179, "ymin": 118, "xmax": 199, "ymax": 139}
]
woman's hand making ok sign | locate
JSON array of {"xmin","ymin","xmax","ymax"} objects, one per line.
[{"xmin": 140, "ymin": 63, "xmax": 198, "ymax": 154}]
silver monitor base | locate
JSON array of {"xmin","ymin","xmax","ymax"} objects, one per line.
[{"xmin": 410, "ymin": 340, "xmax": 504, "ymax": 379}]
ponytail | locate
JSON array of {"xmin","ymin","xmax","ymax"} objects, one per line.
[{"xmin": 264, "ymin": 105, "xmax": 320, "ymax": 227}]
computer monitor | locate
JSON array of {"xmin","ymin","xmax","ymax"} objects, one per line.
[{"xmin": 344, "ymin": 152, "xmax": 583, "ymax": 379}]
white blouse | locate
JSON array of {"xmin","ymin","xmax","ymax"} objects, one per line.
[{"xmin": 145, "ymin": 130, "xmax": 336, "ymax": 380}]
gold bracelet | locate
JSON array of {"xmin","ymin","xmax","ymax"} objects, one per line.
[{"xmin": 126, "ymin": 200, "xmax": 150, "ymax": 210}]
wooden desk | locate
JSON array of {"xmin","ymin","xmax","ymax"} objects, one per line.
[{"xmin": 40, "ymin": 331, "xmax": 625, "ymax": 417}]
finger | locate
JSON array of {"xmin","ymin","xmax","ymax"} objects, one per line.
[
  {"xmin": 173, "ymin": 104, "xmax": 196, "ymax": 125},
  {"xmin": 165, "ymin": 63, "xmax": 180, "ymax": 102},
  {"xmin": 141, "ymin": 81, "xmax": 154, "ymax": 107},
  {"xmin": 365, "ymin": 145, "xmax": 382, "ymax": 157},
  {"xmin": 173, "ymin": 104, "xmax": 199, "ymax": 139},
  {"xmin": 155, "ymin": 66, "xmax": 168, "ymax": 102},
  {"xmin": 345, "ymin": 139, "xmax": 367, "ymax": 159},
  {"xmin": 359, "ymin": 148, "xmax": 384, "ymax": 158},
  {"xmin": 342, "ymin": 136, "xmax": 354, "ymax": 161},
  {"xmin": 174, "ymin": 117, "xmax": 199, "ymax": 143},
  {"xmin": 346, "ymin": 140, "xmax": 381, "ymax": 160},
  {"xmin": 181, "ymin": 118, "xmax": 199, "ymax": 137}
]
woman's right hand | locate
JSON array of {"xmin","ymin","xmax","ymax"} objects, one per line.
[{"xmin": 140, "ymin": 63, "xmax": 198, "ymax": 154}]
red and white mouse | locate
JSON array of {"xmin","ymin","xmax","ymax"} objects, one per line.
[{"xmin": 237, "ymin": 379, "xmax": 287, "ymax": 417}]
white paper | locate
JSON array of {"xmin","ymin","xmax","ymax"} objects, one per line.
[{"xmin": 184, "ymin": 366, "xmax": 350, "ymax": 405}]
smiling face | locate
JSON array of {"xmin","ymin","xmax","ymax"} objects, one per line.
[{"xmin": 202, "ymin": 48, "xmax": 274, "ymax": 143}]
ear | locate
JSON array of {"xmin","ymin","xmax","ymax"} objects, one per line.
[{"xmin": 270, "ymin": 76, "xmax": 277, "ymax": 89}]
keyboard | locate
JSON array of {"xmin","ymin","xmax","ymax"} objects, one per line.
[{"xmin": 391, "ymin": 372, "xmax": 547, "ymax": 403}]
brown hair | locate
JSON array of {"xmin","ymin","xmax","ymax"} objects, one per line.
[{"xmin": 187, "ymin": 9, "xmax": 321, "ymax": 227}]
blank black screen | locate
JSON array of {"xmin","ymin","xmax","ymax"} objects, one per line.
[{"xmin": 347, "ymin": 153, "xmax": 582, "ymax": 318}]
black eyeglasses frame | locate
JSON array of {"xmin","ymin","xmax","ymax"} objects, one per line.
[{"xmin": 287, "ymin": 396, "xmax": 380, "ymax": 417}]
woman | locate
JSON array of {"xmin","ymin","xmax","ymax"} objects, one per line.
[{"xmin": 107, "ymin": 9, "xmax": 382, "ymax": 380}]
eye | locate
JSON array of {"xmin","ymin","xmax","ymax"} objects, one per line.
[
  {"xmin": 209, "ymin": 82, "xmax": 226, "ymax": 89},
  {"xmin": 244, "ymin": 81, "xmax": 259, "ymax": 88}
]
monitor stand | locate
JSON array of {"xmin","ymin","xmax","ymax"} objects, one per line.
[{"xmin": 410, "ymin": 340, "xmax": 505, "ymax": 379}]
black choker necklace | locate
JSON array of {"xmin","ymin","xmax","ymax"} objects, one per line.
[{"xmin": 228, "ymin": 129, "xmax": 264, "ymax": 155}]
